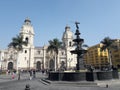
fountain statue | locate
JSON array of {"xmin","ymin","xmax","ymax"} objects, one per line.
[{"xmin": 71, "ymin": 22, "xmax": 87, "ymax": 70}]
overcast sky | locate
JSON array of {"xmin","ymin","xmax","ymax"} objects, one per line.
[{"xmin": 0, "ymin": 0, "xmax": 120, "ymax": 49}]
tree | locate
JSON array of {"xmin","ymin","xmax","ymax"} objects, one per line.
[
  {"xmin": 8, "ymin": 34, "xmax": 28, "ymax": 79},
  {"xmin": 47, "ymin": 38, "xmax": 63, "ymax": 71},
  {"xmin": 100, "ymin": 37, "xmax": 117, "ymax": 69},
  {"xmin": 8, "ymin": 34, "xmax": 28, "ymax": 51}
]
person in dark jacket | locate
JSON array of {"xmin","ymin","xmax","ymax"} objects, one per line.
[
  {"xmin": 29, "ymin": 70, "xmax": 32, "ymax": 80},
  {"xmin": 33, "ymin": 70, "xmax": 36, "ymax": 78}
]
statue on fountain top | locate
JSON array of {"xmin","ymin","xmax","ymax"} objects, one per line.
[{"xmin": 75, "ymin": 21, "xmax": 80, "ymax": 29}]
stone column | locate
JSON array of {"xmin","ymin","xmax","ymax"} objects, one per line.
[{"xmin": 43, "ymin": 46, "xmax": 46, "ymax": 69}]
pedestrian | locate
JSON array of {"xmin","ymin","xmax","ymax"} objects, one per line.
[
  {"xmin": 8, "ymin": 70, "xmax": 10, "ymax": 75},
  {"xmin": 18, "ymin": 71, "xmax": 21, "ymax": 80},
  {"xmin": 29, "ymin": 70, "xmax": 32, "ymax": 80},
  {"xmin": 33, "ymin": 70, "xmax": 36, "ymax": 78},
  {"xmin": 12, "ymin": 72, "xmax": 15, "ymax": 79},
  {"xmin": 6, "ymin": 70, "xmax": 8, "ymax": 75},
  {"xmin": 106, "ymin": 84, "xmax": 108, "ymax": 88},
  {"xmin": 42, "ymin": 69, "xmax": 44, "ymax": 74}
]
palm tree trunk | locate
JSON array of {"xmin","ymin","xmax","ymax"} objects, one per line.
[
  {"xmin": 55, "ymin": 55, "xmax": 57, "ymax": 71},
  {"xmin": 108, "ymin": 50, "xmax": 112, "ymax": 68},
  {"xmin": 16, "ymin": 52, "xmax": 19, "ymax": 73}
]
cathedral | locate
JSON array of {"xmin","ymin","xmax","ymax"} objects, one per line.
[{"xmin": 0, "ymin": 18, "xmax": 77, "ymax": 71}]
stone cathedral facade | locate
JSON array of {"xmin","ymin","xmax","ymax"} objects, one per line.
[{"xmin": 0, "ymin": 18, "xmax": 77, "ymax": 71}]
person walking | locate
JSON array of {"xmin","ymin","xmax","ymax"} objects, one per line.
[
  {"xmin": 33, "ymin": 70, "xmax": 36, "ymax": 79},
  {"xmin": 29, "ymin": 70, "xmax": 32, "ymax": 80},
  {"xmin": 18, "ymin": 70, "xmax": 21, "ymax": 80},
  {"xmin": 42, "ymin": 69, "xmax": 44, "ymax": 75},
  {"xmin": 12, "ymin": 72, "xmax": 15, "ymax": 79}
]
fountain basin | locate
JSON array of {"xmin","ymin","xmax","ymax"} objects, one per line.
[{"xmin": 48, "ymin": 70, "xmax": 119, "ymax": 81}]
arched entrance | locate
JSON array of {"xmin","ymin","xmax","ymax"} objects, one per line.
[
  {"xmin": 8, "ymin": 62, "xmax": 13, "ymax": 70},
  {"xmin": 60, "ymin": 61, "xmax": 66, "ymax": 71},
  {"xmin": 49, "ymin": 59, "xmax": 54, "ymax": 71},
  {"xmin": 36, "ymin": 61, "xmax": 41, "ymax": 70}
]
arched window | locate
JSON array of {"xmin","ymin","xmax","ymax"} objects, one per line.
[
  {"xmin": 8, "ymin": 62, "xmax": 13, "ymax": 70},
  {"xmin": 37, "ymin": 51, "xmax": 41, "ymax": 54},
  {"xmin": 25, "ymin": 37, "xmax": 29, "ymax": 43},
  {"xmin": 60, "ymin": 61, "xmax": 66, "ymax": 71},
  {"xmin": 69, "ymin": 41, "xmax": 72, "ymax": 47},
  {"xmin": 36, "ymin": 61, "xmax": 41, "ymax": 70},
  {"xmin": 25, "ymin": 50, "xmax": 27, "ymax": 53}
]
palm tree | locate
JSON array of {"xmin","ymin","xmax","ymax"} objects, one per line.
[
  {"xmin": 100, "ymin": 37, "xmax": 116, "ymax": 69},
  {"xmin": 8, "ymin": 34, "xmax": 28, "ymax": 74},
  {"xmin": 8, "ymin": 35, "xmax": 28, "ymax": 51},
  {"xmin": 47, "ymin": 38, "xmax": 63, "ymax": 71}
]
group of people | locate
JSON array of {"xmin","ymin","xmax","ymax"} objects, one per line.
[
  {"xmin": 29, "ymin": 69, "xmax": 36, "ymax": 80},
  {"xmin": 6, "ymin": 70, "xmax": 16, "ymax": 79},
  {"xmin": 6, "ymin": 69, "xmax": 48, "ymax": 80}
]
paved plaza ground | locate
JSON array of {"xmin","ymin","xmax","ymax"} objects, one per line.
[{"xmin": 0, "ymin": 72, "xmax": 120, "ymax": 90}]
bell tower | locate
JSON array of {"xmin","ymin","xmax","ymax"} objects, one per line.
[
  {"xmin": 17, "ymin": 18, "xmax": 35, "ymax": 70},
  {"xmin": 62, "ymin": 25, "xmax": 74, "ymax": 48},
  {"xmin": 20, "ymin": 17, "xmax": 34, "ymax": 47},
  {"xmin": 62, "ymin": 25, "xmax": 75, "ymax": 69}
]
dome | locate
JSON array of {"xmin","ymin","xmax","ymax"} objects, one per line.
[
  {"xmin": 24, "ymin": 17, "xmax": 31, "ymax": 23},
  {"xmin": 62, "ymin": 25, "xmax": 73, "ymax": 40},
  {"xmin": 23, "ymin": 17, "xmax": 32, "ymax": 26}
]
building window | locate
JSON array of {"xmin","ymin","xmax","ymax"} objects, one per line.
[
  {"xmin": 25, "ymin": 37, "xmax": 29, "ymax": 43},
  {"xmin": 38, "ymin": 51, "xmax": 40, "ymax": 54},
  {"xmin": 69, "ymin": 41, "xmax": 72, "ymax": 47},
  {"xmin": 25, "ymin": 50, "xmax": 27, "ymax": 53},
  {"xmin": 61, "ymin": 52, "xmax": 64, "ymax": 55},
  {"xmin": 114, "ymin": 54, "xmax": 119, "ymax": 57}
]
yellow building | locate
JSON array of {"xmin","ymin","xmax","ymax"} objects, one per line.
[
  {"xmin": 110, "ymin": 39, "xmax": 120, "ymax": 68},
  {"xmin": 84, "ymin": 43, "xmax": 109, "ymax": 69},
  {"xmin": 84, "ymin": 39, "xmax": 120, "ymax": 68}
]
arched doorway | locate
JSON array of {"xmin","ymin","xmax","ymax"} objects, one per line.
[
  {"xmin": 8, "ymin": 62, "xmax": 13, "ymax": 70},
  {"xmin": 60, "ymin": 61, "xmax": 66, "ymax": 71},
  {"xmin": 36, "ymin": 61, "xmax": 41, "ymax": 70},
  {"xmin": 49, "ymin": 59, "xmax": 54, "ymax": 71}
]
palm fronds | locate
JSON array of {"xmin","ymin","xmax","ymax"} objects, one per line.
[{"xmin": 8, "ymin": 35, "xmax": 28, "ymax": 51}]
